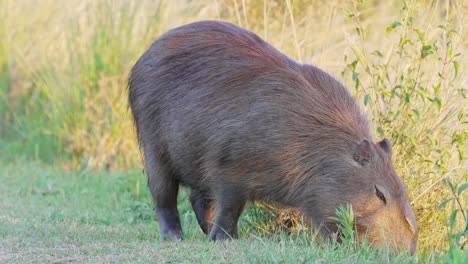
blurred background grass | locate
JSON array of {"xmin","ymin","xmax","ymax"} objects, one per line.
[{"xmin": 0, "ymin": 0, "xmax": 466, "ymax": 255}]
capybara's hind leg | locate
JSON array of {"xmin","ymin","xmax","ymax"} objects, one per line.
[
  {"xmin": 190, "ymin": 189, "xmax": 214, "ymax": 235},
  {"xmin": 146, "ymin": 151, "xmax": 182, "ymax": 240},
  {"xmin": 208, "ymin": 188, "xmax": 245, "ymax": 241}
]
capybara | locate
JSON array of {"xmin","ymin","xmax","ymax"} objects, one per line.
[{"xmin": 128, "ymin": 21, "xmax": 418, "ymax": 254}]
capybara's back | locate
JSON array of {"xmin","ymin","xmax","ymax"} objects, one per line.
[{"xmin": 128, "ymin": 21, "xmax": 418, "ymax": 254}]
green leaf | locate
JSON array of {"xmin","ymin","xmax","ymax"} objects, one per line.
[
  {"xmin": 347, "ymin": 60, "xmax": 358, "ymax": 71},
  {"xmin": 415, "ymin": 28, "xmax": 425, "ymax": 40},
  {"xmin": 372, "ymin": 50, "xmax": 383, "ymax": 57},
  {"xmin": 354, "ymin": 79, "xmax": 360, "ymax": 91},
  {"xmin": 386, "ymin": 21, "xmax": 402, "ymax": 34},
  {"xmin": 381, "ymin": 88, "xmax": 393, "ymax": 97},
  {"xmin": 377, "ymin": 127, "xmax": 383, "ymax": 135},
  {"xmin": 344, "ymin": 10, "xmax": 355, "ymax": 18},
  {"xmin": 447, "ymin": 40, "xmax": 453, "ymax": 57},
  {"xmin": 457, "ymin": 110, "xmax": 464, "ymax": 121},
  {"xmin": 356, "ymin": 27, "xmax": 364, "ymax": 37},
  {"xmin": 421, "ymin": 45, "xmax": 433, "ymax": 59},
  {"xmin": 433, "ymin": 97, "xmax": 442, "ymax": 111},
  {"xmin": 450, "ymin": 210, "xmax": 458, "ymax": 229},
  {"xmin": 404, "ymin": 93, "xmax": 410, "ymax": 103},
  {"xmin": 364, "ymin": 94, "xmax": 370, "ymax": 106},
  {"xmin": 438, "ymin": 199, "xmax": 452, "ymax": 210},
  {"xmin": 453, "ymin": 61, "xmax": 460, "ymax": 80},
  {"xmin": 446, "ymin": 178, "xmax": 455, "ymax": 192},
  {"xmin": 399, "ymin": 37, "xmax": 410, "ymax": 49},
  {"xmin": 352, "ymin": 72, "xmax": 360, "ymax": 91},
  {"xmin": 458, "ymin": 183, "xmax": 468, "ymax": 195},
  {"xmin": 432, "ymin": 40, "xmax": 439, "ymax": 52},
  {"xmin": 434, "ymin": 83, "xmax": 441, "ymax": 94},
  {"xmin": 412, "ymin": 109, "xmax": 420, "ymax": 121},
  {"xmin": 352, "ymin": 72, "xmax": 359, "ymax": 82}
]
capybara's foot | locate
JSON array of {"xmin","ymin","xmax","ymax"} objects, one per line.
[
  {"xmin": 208, "ymin": 227, "xmax": 237, "ymax": 241},
  {"xmin": 158, "ymin": 208, "xmax": 183, "ymax": 241}
]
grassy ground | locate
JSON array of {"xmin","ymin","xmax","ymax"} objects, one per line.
[
  {"xmin": 1, "ymin": 158, "xmax": 431, "ymax": 263},
  {"xmin": 1, "ymin": 0, "xmax": 467, "ymax": 262}
]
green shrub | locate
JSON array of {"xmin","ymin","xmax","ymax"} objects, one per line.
[{"xmin": 341, "ymin": 0, "xmax": 467, "ymax": 251}]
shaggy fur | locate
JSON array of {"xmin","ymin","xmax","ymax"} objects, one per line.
[{"xmin": 128, "ymin": 20, "xmax": 418, "ymax": 254}]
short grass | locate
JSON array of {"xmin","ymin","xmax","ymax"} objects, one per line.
[
  {"xmin": 1, "ymin": 0, "xmax": 467, "ymax": 262},
  {"xmin": 0, "ymin": 158, "xmax": 433, "ymax": 263}
]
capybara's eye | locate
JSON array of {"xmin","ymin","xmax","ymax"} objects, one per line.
[{"xmin": 375, "ymin": 186, "xmax": 387, "ymax": 205}]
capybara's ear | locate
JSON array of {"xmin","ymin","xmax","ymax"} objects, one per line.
[
  {"xmin": 378, "ymin": 138, "xmax": 392, "ymax": 154},
  {"xmin": 353, "ymin": 139, "xmax": 372, "ymax": 166}
]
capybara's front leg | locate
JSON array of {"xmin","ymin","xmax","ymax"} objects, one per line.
[
  {"xmin": 190, "ymin": 189, "xmax": 215, "ymax": 235},
  {"xmin": 208, "ymin": 190, "xmax": 245, "ymax": 241}
]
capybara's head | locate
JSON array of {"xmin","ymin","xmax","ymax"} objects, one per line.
[{"xmin": 348, "ymin": 138, "xmax": 418, "ymax": 254}]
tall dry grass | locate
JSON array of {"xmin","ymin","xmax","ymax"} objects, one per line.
[{"xmin": 1, "ymin": 0, "xmax": 466, "ymax": 253}]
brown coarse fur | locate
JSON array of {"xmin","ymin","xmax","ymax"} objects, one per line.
[{"xmin": 128, "ymin": 20, "xmax": 418, "ymax": 254}]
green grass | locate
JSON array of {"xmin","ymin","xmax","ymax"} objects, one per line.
[
  {"xmin": 1, "ymin": 159, "xmax": 438, "ymax": 263},
  {"xmin": 1, "ymin": 0, "xmax": 467, "ymax": 262}
]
